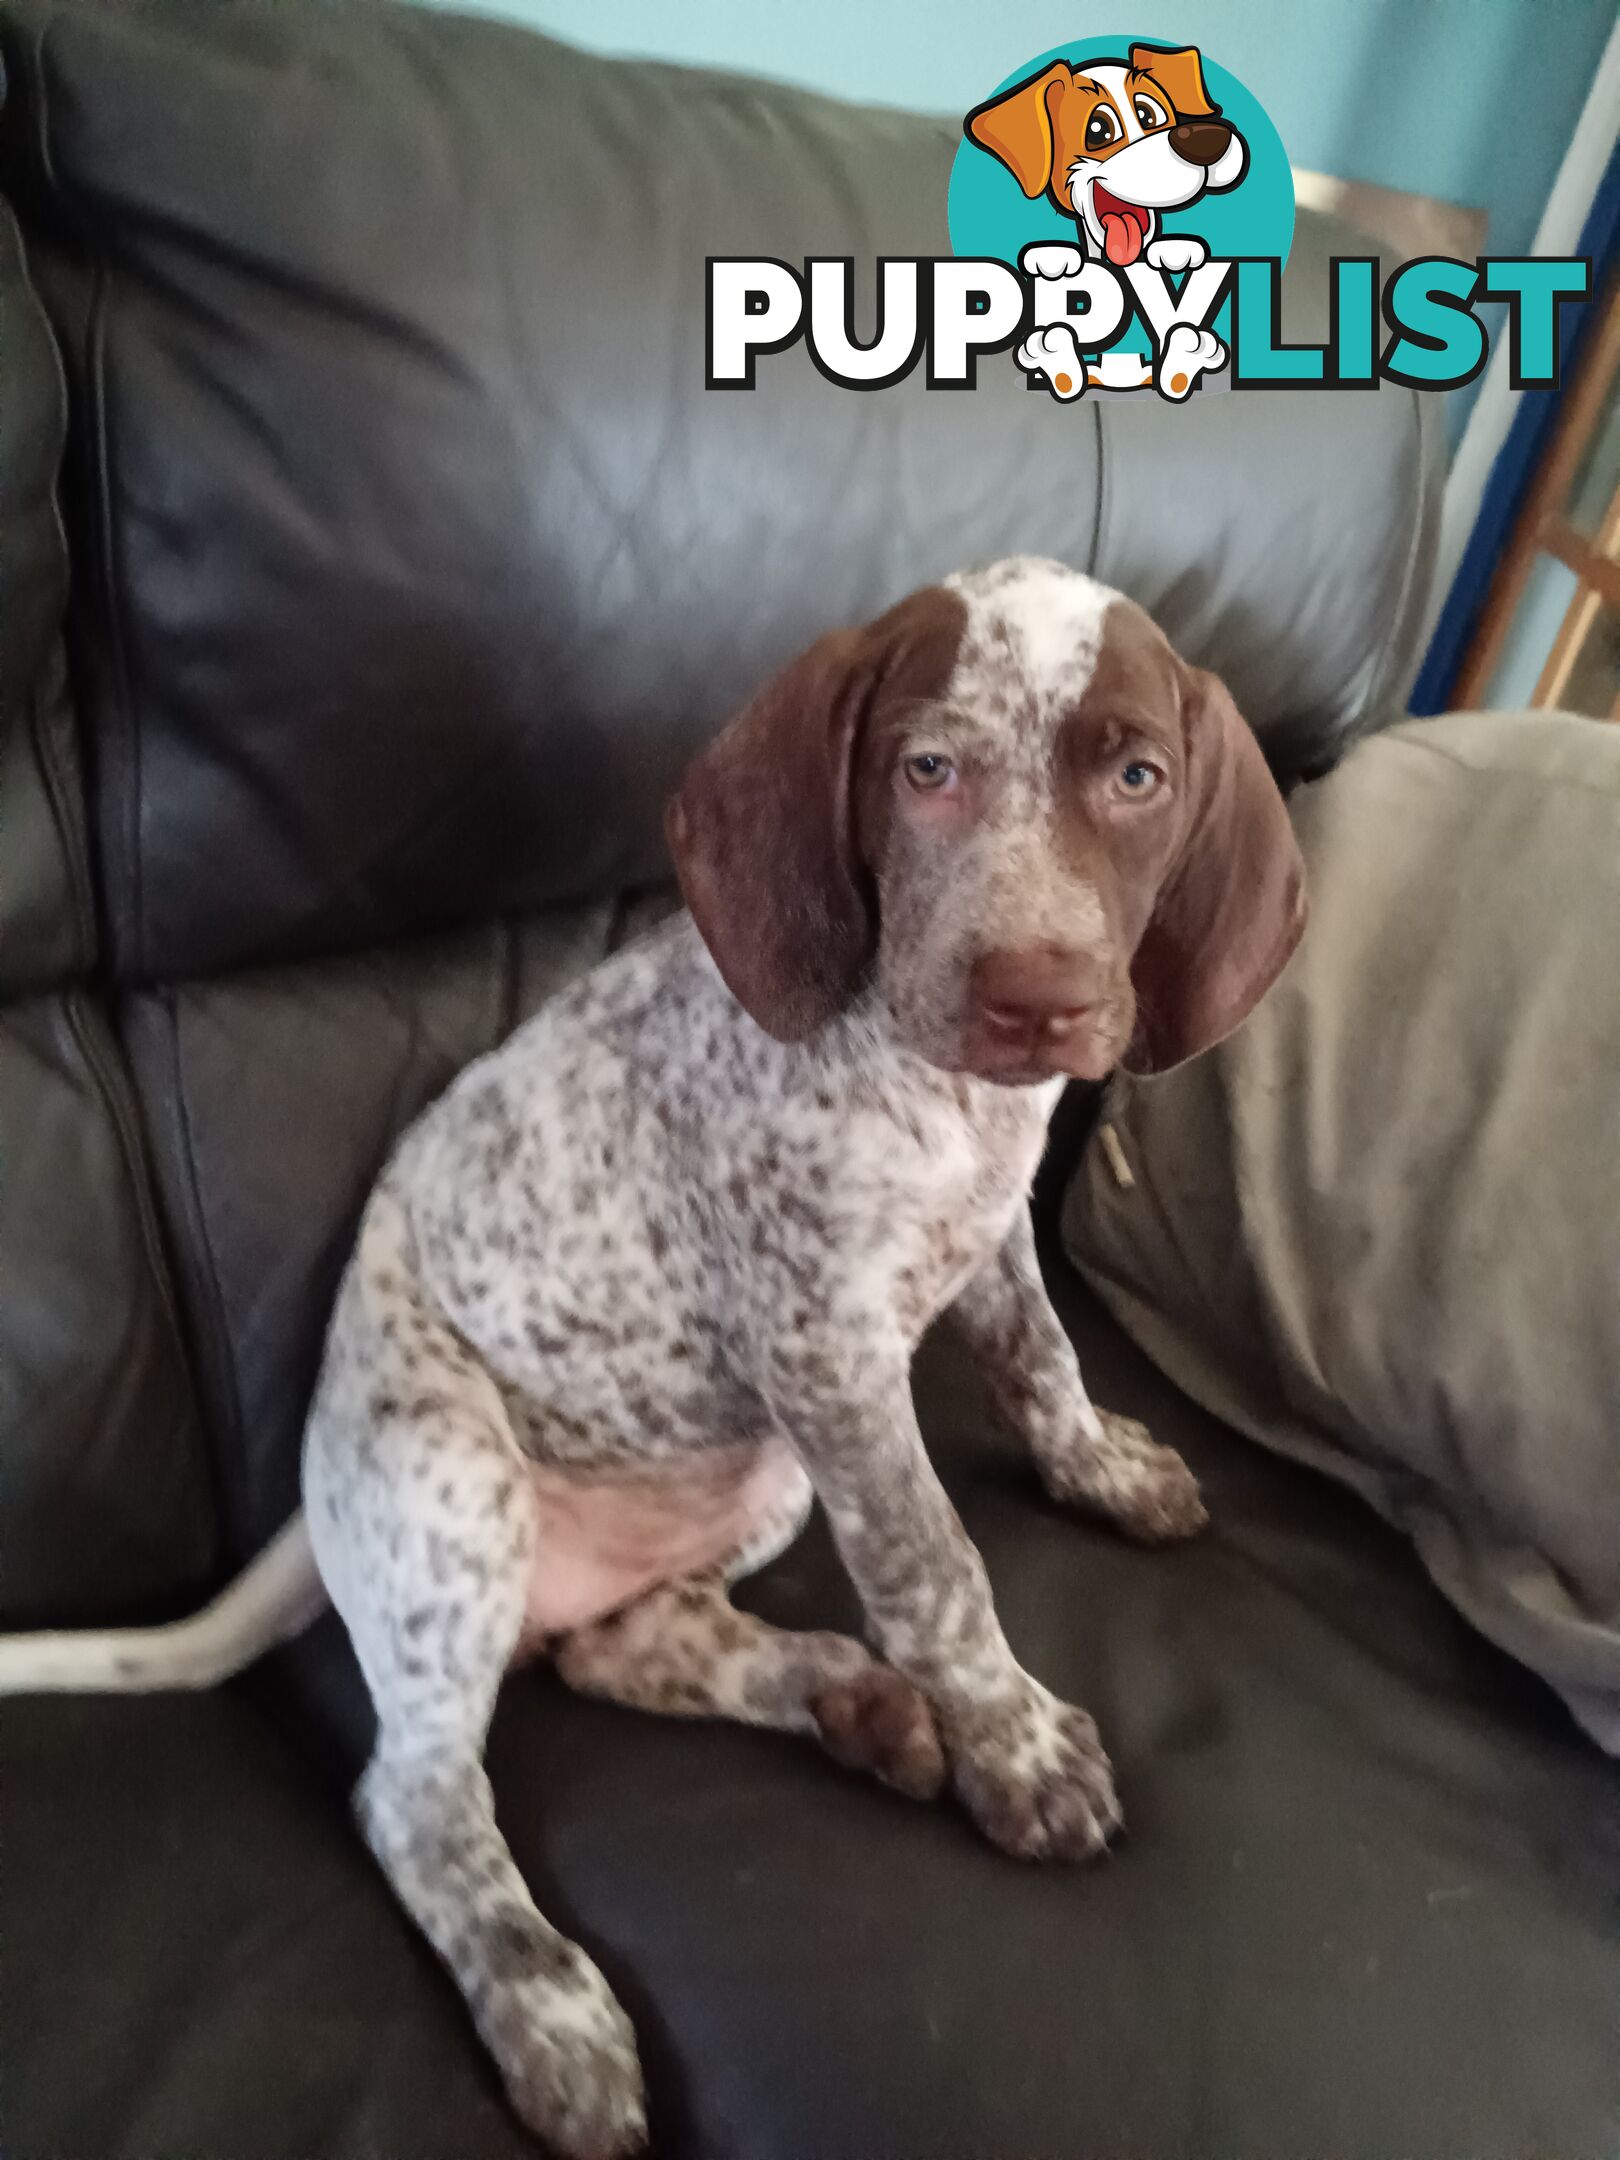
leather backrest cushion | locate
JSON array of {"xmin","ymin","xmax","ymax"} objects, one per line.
[
  {"xmin": 1062, "ymin": 712, "xmax": 1620, "ymax": 1755},
  {"xmin": 120, "ymin": 894, "xmax": 675, "ymax": 1563},
  {"xmin": 0, "ymin": 174, "xmax": 94, "ymax": 992},
  {"xmin": 1, "ymin": 0, "xmax": 1435, "ymax": 981}
]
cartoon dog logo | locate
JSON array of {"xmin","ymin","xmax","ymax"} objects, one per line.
[{"xmin": 965, "ymin": 43, "xmax": 1249, "ymax": 398}]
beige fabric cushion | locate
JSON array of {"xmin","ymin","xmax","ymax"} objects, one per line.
[{"xmin": 1063, "ymin": 711, "xmax": 1620, "ymax": 1752}]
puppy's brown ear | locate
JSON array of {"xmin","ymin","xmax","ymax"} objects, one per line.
[
  {"xmin": 667, "ymin": 591, "xmax": 964, "ymax": 1042},
  {"xmin": 1125, "ymin": 668, "xmax": 1305, "ymax": 1075},
  {"xmin": 1128, "ymin": 42, "xmax": 1217, "ymax": 119},
  {"xmin": 964, "ymin": 61, "xmax": 1074, "ymax": 199}
]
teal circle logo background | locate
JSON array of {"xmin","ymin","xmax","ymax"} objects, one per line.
[{"xmin": 948, "ymin": 37, "xmax": 1294, "ymax": 352}]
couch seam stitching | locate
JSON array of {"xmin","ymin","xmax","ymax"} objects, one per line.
[
  {"xmin": 85, "ymin": 251, "xmax": 142, "ymax": 978},
  {"xmin": 1084, "ymin": 393, "xmax": 1107, "ymax": 577},
  {"xmin": 160, "ymin": 987, "xmax": 247, "ymax": 1544},
  {"xmin": 62, "ymin": 989, "xmax": 228, "ymax": 1585}
]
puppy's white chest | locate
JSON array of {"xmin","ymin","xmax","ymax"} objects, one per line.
[{"xmin": 867, "ymin": 1082, "xmax": 1056, "ymax": 1331}]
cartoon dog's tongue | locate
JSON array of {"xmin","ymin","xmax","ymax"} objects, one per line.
[
  {"xmin": 1094, "ymin": 189, "xmax": 1148, "ymax": 267},
  {"xmin": 1101, "ymin": 212, "xmax": 1141, "ymax": 266}
]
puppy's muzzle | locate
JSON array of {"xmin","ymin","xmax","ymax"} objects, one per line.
[{"xmin": 966, "ymin": 946, "xmax": 1122, "ymax": 1080}]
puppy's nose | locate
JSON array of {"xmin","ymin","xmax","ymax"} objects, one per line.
[
  {"xmin": 1169, "ymin": 120, "xmax": 1233, "ymax": 167},
  {"xmin": 971, "ymin": 948, "xmax": 1102, "ymax": 1041}
]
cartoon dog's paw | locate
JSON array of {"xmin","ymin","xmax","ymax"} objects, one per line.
[
  {"xmin": 1017, "ymin": 323, "xmax": 1087, "ymax": 401},
  {"xmin": 1144, "ymin": 235, "xmax": 1208, "ymax": 274},
  {"xmin": 1157, "ymin": 321, "xmax": 1226, "ymax": 399},
  {"xmin": 1019, "ymin": 241, "xmax": 1086, "ymax": 282}
]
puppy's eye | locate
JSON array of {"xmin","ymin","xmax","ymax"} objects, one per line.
[
  {"xmin": 1133, "ymin": 94, "xmax": 1167, "ymax": 130},
  {"xmin": 1084, "ymin": 107, "xmax": 1118, "ymax": 150},
  {"xmin": 904, "ymin": 751, "xmax": 957, "ymax": 793},
  {"xmin": 1116, "ymin": 759, "xmax": 1164, "ymax": 799}
]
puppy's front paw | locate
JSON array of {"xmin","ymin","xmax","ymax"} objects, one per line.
[
  {"xmin": 482, "ymin": 1952, "xmax": 647, "ymax": 2160},
  {"xmin": 810, "ymin": 1663, "xmax": 948, "ymax": 1801},
  {"xmin": 1040, "ymin": 1409, "xmax": 1208, "ymax": 1544},
  {"xmin": 945, "ymin": 1681, "xmax": 1121, "ymax": 1861}
]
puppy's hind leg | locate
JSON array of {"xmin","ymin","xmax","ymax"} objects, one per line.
[
  {"xmin": 558, "ymin": 1573, "xmax": 945, "ymax": 1800},
  {"xmin": 305, "ymin": 1204, "xmax": 645, "ymax": 2158},
  {"xmin": 555, "ymin": 1471, "xmax": 945, "ymax": 1802}
]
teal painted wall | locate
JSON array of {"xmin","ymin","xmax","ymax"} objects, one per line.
[{"xmin": 421, "ymin": 0, "xmax": 1611, "ymax": 258}]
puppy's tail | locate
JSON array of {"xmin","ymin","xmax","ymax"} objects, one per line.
[{"xmin": 0, "ymin": 1511, "xmax": 328, "ymax": 1696}]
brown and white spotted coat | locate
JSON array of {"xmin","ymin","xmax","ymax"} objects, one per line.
[
  {"xmin": 295, "ymin": 558, "xmax": 1305, "ymax": 2155},
  {"xmin": 4, "ymin": 559, "xmax": 1301, "ymax": 2160}
]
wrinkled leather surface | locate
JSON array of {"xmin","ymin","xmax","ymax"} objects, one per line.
[
  {"xmin": 0, "ymin": 183, "xmax": 91, "ymax": 991},
  {"xmin": 1, "ymin": 0, "xmax": 1433, "ymax": 982},
  {"xmin": 7, "ymin": 1290, "xmax": 1618, "ymax": 2160}
]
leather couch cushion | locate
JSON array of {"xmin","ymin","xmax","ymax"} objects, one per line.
[
  {"xmin": 7, "ymin": 1283, "xmax": 1618, "ymax": 2160},
  {"xmin": 1, "ymin": 1689, "xmax": 539, "ymax": 2159},
  {"xmin": 0, "ymin": 183, "xmax": 92, "ymax": 992},
  {"xmin": 0, "ymin": 0, "xmax": 1435, "ymax": 983},
  {"xmin": 1064, "ymin": 712, "xmax": 1620, "ymax": 1753},
  {"xmin": 0, "ymin": 994, "xmax": 216, "ymax": 1622},
  {"xmin": 120, "ymin": 894, "xmax": 677, "ymax": 1564}
]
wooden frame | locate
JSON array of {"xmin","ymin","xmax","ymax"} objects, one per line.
[{"xmin": 1450, "ymin": 269, "xmax": 1620, "ymax": 715}]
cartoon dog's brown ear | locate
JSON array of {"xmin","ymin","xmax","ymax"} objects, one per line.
[
  {"xmin": 1125, "ymin": 667, "xmax": 1305, "ymax": 1075},
  {"xmin": 667, "ymin": 591, "xmax": 965, "ymax": 1042},
  {"xmin": 1128, "ymin": 42, "xmax": 1218, "ymax": 119},
  {"xmin": 964, "ymin": 61, "xmax": 1074, "ymax": 199}
]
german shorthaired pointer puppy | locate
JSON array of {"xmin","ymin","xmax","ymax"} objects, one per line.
[{"xmin": 0, "ymin": 558, "xmax": 1305, "ymax": 2158}]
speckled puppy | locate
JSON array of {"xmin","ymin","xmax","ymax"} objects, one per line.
[{"xmin": 0, "ymin": 559, "xmax": 1305, "ymax": 2159}]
